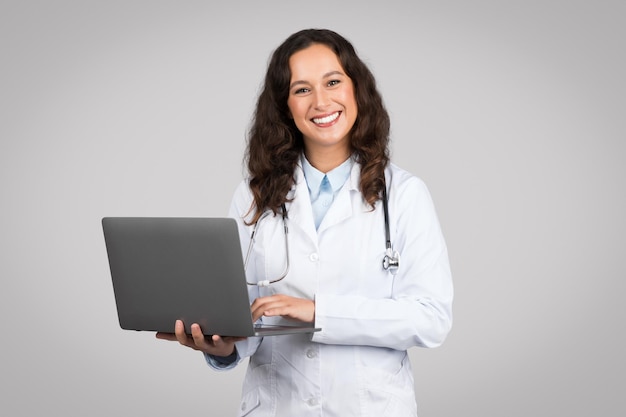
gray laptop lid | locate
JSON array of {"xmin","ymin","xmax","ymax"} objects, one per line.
[{"xmin": 102, "ymin": 217, "xmax": 320, "ymax": 337}]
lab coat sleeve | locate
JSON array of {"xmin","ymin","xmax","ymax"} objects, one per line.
[
  {"xmin": 205, "ymin": 180, "xmax": 263, "ymax": 370},
  {"xmin": 312, "ymin": 176, "xmax": 453, "ymax": 351},
  {"xmin": 204, "ymin": 349, "xmax": 240, "ymax": 371}
]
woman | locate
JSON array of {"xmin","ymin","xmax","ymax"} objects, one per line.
[{"xmin": 158, "ymin": 28, "xmax": 453, "ymax": 416}]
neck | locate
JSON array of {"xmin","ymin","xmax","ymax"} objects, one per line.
[{"xmin": 304, "ymin": 147, "xmax": 351, "ymax": 173}]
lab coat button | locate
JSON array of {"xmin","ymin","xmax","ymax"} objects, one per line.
[
  {"xmin": 307, "ymin": 398, "xmax": 319, "ymax": 406},
  {"xmin": 309, "ymin": 253, "xmax": 319, "ymax": 262},
  {"xmin": 306, "ymin": 349, "xmax": 317, "ymax": 358}
]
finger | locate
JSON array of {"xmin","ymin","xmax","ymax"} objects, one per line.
[
  {"xmin": 259, "ymin": 297, "xmax": 291, "ymax": 316},
  {"xmin": 211, "ymin": 335, "xmax": 246, "ymax": 345},
  {"xmin": 210, "ymin": 335, "xmax": 230, "ymax": 354},
  {"xmin": 211, "ymin": 335, "xmax": 244, "ymax": 357},
  {"xmin": 251, "ymin": 294, "xmax": 285, "ymax": 308},
  {"xmin": 155, "ymin": 332, "xmax": 177, "ymax": 341},
  {"xmin": 190, "ymin": 323, "xmax": 211, "ymax": 349},
  {"xmin": 250, "ymin": 295, "xmax": 271, "ymax": 312},
  {"xmin": 262, "ymin": 305, "xmax": 290, "ymax": 317},
  {"xmin": 252, "ymin": 302, "xmax": 280, "ymax": 321},
  {"xmin": 258, "ymin": 298, "xmax": 315, "ymax": 323},
  {"xmin": 251, "ymin": 295, "xmax": 283, "ymax": 321},
  {"xmin": 174, "ymin": 320, "xmax": 192, "ymax": 345},
  {"xmin": 251, "ymin": 303, "xmax": 266, "ymax": 321}
]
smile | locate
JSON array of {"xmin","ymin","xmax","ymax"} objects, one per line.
[{"xmin": 312, "ymin": 111, "xmax": 340, "ymax": 125}]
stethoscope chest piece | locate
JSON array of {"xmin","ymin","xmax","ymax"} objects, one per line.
[
  {"xmin": 381, "ymin": 184, "xmax": 400, "ymax": 275},
  {"xmin": 383, "ymin": 248, "xmax": 400, "ymax": 275}
]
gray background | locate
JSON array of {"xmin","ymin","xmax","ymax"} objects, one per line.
[{"xmin": 1, "ymin": 0, "xmax": 624, "ymax": 416}]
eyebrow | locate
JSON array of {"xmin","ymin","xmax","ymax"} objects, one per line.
[{"xmin": 289, "ymin": 70, "xmax": 345, "ymax": 89}]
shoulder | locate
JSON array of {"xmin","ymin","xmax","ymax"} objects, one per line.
[
  {"xmin": 232, "ymin": 177, "xmax": 253, "ymax": 200},
  {"xmin": 229, "ymin": 178, "xmax": 254, "ymax": 219},
  {"xmin": 385, "ymin": 163, "xmax": 429, "ymax": 196},
  {"xmin": 384, "ymin": 163, "xmax": 439, "ymax": 222},
  {"xmin": 383, "ymin": 164, "xmax": 445, "ymax": 239}
]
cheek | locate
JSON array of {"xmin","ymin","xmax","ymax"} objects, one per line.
[
  {"xmin": 339, "ymin": 87, "xmax": 357, "ymax": 112},
  {"xmin": 288, "ymin": 103, "xmax": 310, "ymax": 133},
  {"xmin": 287, "ymin": 99, "xmax": 301, "ymax": 119},
  {"xmin": 342, "ymin": 93, "xmax": 358, "ymax": 123},
  {"xmin": 287, "ymin": 103, "xmax": 307, "ymax": 133}
]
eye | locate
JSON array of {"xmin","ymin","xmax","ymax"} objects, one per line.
[
  {"xmin": 293, "ymin": 87, "xmax": 310, "ymax": 95},
  {"xmin": 328, "ymin": 79, "xmax": 341, "ymax": 87}
]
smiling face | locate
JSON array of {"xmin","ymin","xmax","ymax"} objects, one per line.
[{"xmin": 287, "ymin": 43, "xmax": 358, "ymax": 170}]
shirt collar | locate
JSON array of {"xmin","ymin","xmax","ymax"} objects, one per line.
[{"xmin": 301, "ymin": 154, "xmax": 354, "ymax": 197}]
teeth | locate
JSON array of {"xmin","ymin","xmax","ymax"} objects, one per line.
[{"xmin": 313, "ymin": 112, "xmax": 339, "ymax": 124}]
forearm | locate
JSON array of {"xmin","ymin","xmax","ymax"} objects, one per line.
[
  {"xmin": 205, "ymin": 337, "xmax": 263, "ymax": 370},
  {"xmin": 312, "ymin": 290, "xmax": 452, "ymax": 350}
]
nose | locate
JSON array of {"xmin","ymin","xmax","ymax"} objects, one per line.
[{"xmin": 312, "ymin": 88, "xmax": 330, "ymax": 109}]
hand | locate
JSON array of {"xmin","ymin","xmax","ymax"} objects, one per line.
[
  {"xmin": 251, "ymin": 294, "xmax": 315, "ymax": 323},
  {"xmin": 155, "ymin": 320, "xmax": 246, "ymax": 357}
]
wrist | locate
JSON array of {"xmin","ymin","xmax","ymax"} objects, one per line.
[{"xmin": 212, "ymin": 346, "xmax": 238, "ymax": 365}]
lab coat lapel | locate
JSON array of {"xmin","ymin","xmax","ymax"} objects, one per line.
[
  {"xmin": 285, "ymin": 166, "xmax": 319, "ymax": 246},
  {"xmin": 317, "ymin": 163, "xmax": 361, "ymax": 234}
]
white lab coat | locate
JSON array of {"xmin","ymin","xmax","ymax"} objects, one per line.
[{"xmin": 210, "ymin": 161, "xmax": 453, "ymax": 417}]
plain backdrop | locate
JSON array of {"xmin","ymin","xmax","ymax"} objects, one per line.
[{"xmin": 1, "ymin": 1, "xmax": 624, "ymax": 416}]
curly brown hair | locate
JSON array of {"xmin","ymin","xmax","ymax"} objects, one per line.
[{"xmin": 245, "ymin": 28, "xmax": 390, "ymax": 224}]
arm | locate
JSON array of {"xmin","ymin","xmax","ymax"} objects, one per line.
[
  {"xmin": 312, "ymin": 176, "xmax": 453, "ymax": 350},
  {"xmin": 156, "ymin": 181, "xmax": 264, "ymax": 369},
  {"xmin": 202, "ymin": 180, "xmax": 265, "ymax": 368}
]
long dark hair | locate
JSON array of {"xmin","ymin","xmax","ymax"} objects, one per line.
[{"xmin": 245, "ymin": 28, "xmax": 390, "ymax": 224}]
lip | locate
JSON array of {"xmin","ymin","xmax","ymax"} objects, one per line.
[{"xmin": 311, "ymin": 111, "xmax": 341, "ymax": 126}]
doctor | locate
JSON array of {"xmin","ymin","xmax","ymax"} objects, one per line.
[{"xmin": 157, "ymin": 29, "xmax": 453, "ymax": 416}]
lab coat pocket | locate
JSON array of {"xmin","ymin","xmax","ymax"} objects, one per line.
[
  {"xmin": 364, "ymin": 389, "xmax": 416, "ymax": 417},
  {"xmin": 361, "ymin": 351, "xmax": 417, "ymax": 416},
  {"xmin": 238, "ymin": 389, "xmax": 260, "ymax": 417},
  {"xmin": 240, "ymin": 361, "xmax": 273, "ymax": 416}
]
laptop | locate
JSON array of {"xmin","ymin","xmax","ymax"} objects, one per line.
[{"xmin": 102, "ymin": 217, "xmax": 320, "ymax": 337}]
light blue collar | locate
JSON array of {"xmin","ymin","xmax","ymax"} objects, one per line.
[{"xmin": 301, "ymin": 154, "xmax": 353, "ymax": 198}]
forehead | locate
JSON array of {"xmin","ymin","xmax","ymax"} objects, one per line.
[{"xmin": 288, "ymin": 43, "xmax": 345, "ymax": 79}]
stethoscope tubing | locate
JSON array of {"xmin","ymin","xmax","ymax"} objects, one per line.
[
  {"xmin": 244, "ymin": 204, "xmax": 290, "ymax": 287},
  {"xmin": 381, "ymin": 185, "xmax": 400, "ymax": 274},
  {"xmin": 245, "ymin": 187, "xmax": 400, "ymax": 287}
]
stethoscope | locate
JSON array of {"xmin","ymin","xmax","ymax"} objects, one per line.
[
  {"xmin": 244, "ymin": 187, "xmax": 400, "ymax": 287},
  {"xmin": 244, "ymin": 205, "xmax": 290, "ymax": 287},
  {"xmin": 381, "ymin": 186, "xmax": 401, "ymax": 273}
]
